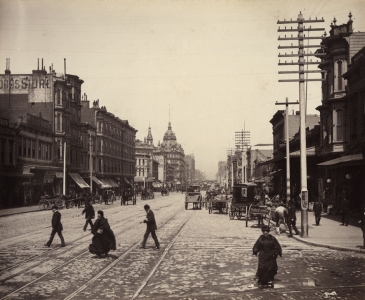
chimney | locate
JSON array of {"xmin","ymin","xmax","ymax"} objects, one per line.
[
  {"xmin": 5, "ymin": 58, "xmax": 10, "ymax": 74},
  {"xmin": 38, "ymin": 58, "xmax": 39, "ymax": 70},
  {"xmin": 42, "ymin": 58, "xmax": 43, "ymax": 70},
  {"xmin": 64, "ymin": 58, "xmax": 66, "ymax": 77}
]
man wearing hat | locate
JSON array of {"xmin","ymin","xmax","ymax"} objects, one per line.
[{"xmin": 45, "ymin": 205, "xmax": 66, "ymax": 247}]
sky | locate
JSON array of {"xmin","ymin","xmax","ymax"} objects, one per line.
[{"xmin": 1, "ymin": 0, "xmax": 365, "ymax": 179}]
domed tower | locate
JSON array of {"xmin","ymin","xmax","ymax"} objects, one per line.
[
  {"xmin": 146, "ymin": 124, "xmax": 153, "ymax": 145},
  {"xmin": 163, "ymin": 122, "xmax": 177, "ymax": 141}
]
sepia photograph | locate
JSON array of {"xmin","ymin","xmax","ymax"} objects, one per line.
[{"xmin": 0, "ymin": 0, "xmax": 365, "ymax": 299}]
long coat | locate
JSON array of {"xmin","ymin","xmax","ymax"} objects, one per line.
[
  {"xmin": 313, "ymin": 202, "xmax": 323, "ymax": 215},
  {"xmin": 82, "ymin": 203, "xmax": 95, "ymax": 219},
  {"xmin": 144, "ymin": 210, "xmax": 157, "ymax": 231},
  {"xmin": 91, "ymin": 218, "xmax": 116, "ymax": 252},
  {"xmin": 287, "ymin": 203, "xmax": 297, "ymax": 220},
  {"xmin": 253, "ymin": 234, "xmax": 282, "ymax": 284},
  {"xmin": 51, "ymin": 211, "xmax": 63, "ymax": 232}
]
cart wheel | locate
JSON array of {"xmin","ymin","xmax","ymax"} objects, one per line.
[
  {"xmin": 185, "ymin": 202, "xmax": 188, "ymax": 210},
  {"xmin": 229, "ymin": 208, "xmax": 234, "ymax": 220}
]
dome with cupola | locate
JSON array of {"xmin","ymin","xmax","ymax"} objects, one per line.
[{"xmin": 163, "ymin": 122, "xmax": 177, "ymax": 141}]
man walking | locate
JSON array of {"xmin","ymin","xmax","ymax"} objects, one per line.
[
  {"xmin": 140, "ymin": 204, "xmax": 160, "ymax": 250},
  {"xmin": 82, "ymin": 199, "xmax": 95, "ymax": 231},
  {"xmin": 45, "ymin": 205, "xmax": 66, "ymax": 247},
  {"xmin": 287, "ymin": 200, "xmax": 299, "ymax": 237},
  {"xmin": 340, "ymin": 197, "xmax": 350, "ymax": 226},
  {"xmin": 313, "ymin": 199, "xmax": 323, "ymax": 226}
]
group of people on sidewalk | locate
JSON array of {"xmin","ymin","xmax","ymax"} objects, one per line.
[{"xmin": 43, "ymin": 201, "xmax": 160, "ymax": 257}]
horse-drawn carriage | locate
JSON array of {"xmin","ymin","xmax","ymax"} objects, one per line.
[
  {"xmin": 141, "ymin": 189, "xmax": 155, "ymax": 200},
  {"xmin": 185, "ymin": 184, "xmax": 202, "ymax": 210},
  {"xmin": 122, "ymin": 189, "xmax": 136, "ymax": 205},
  {"xmin": 161, "ymin": 187, "xmax": 169, "ymax": 196},
  {"xmin": 207, "ymin": 190, "xmax": 230, "ymax": 214},
  {"xmin": 229, "ymin": 183, "xmax": 271, "ymax": 227}
]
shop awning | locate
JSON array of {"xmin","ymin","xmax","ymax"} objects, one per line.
[
  {"xmin": 91, "ymin": 176, "xmax": 108, "ymax": 188},
  {"xmin": 69, "ymin": 173, "xmax": 90, "ymax": 189},
  {"xmin": 317, "ymin": 153, "xmax": 364, "ymax": 167},
  {"xmin": 289, "ymin": 146, "xmax": 317, "ymax": 157},
  {"xmin": 43, "ymin": 171, "xmax": 55, "ymax": 184},
  {"xmin": 98, "ymin": 178, "xmax": 112, "ymax": 189},
  {"xmin": 124, "ymin": 178, "xmax": 132, "ymax": 185},
  {"xmin": 106, "ymin": 178, "xmax": 119, "ymax": 188},
  {"xmin": 134, "ymin": 177, "xmax": 144, "ymax": 183}
]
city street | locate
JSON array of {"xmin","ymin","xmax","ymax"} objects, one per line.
[{"xmin": 0, "ymin": 192, "xmax": 364, "ymax": 299}]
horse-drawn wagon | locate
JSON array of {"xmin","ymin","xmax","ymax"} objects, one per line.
[
  {"xmin": 208, "ymin": 193, "xmax": 229, "ymax": 214},
  {"xmin": 229, "ymin": 183, "xmax": 271, "ymax": 227},
  {"xmin": 185, "ymin": 184, "xmax": 202, "ymax": 210}
]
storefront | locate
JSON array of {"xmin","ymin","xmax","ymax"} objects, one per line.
[{"xmin": 317, "ymin": 154, "xmax": 365, "ymax": 213}]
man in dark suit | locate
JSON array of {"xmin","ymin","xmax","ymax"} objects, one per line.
[
  {"xmin": 287, "ymin": 200, "xmax": 300, "ymax": 237},
  {"xmin": 140, "ymin": 204, "xmax": 159, "ymax": 250},
  {"xmin": 45, "ymin": 205, "xmax": 66, "ymax": 247},
  {"xmin": 82, "ymin": 199, "xmax": 95, "ymax": 231}
]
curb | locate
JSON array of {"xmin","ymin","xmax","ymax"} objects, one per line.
[{"xmin": 291, "ymin": 235, "xmax": 365, "ymax": 254}]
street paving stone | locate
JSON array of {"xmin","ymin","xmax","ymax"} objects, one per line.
[{"xmin": 0, "ymin": 193, "xmax": 364, "ymax": 299}]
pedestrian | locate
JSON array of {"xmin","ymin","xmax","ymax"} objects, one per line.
[
  {"xmin": 340, "ymin": 197, "xmax": 350, "ymax": 226},
  {"xmin": 358, "ymin": 204, "xmax": 365, "ymax": 249},
  {"xmin": 44, "ymin": 205, "xmax": 66, "ymax": 247},
  {"xmin": 82, "ymin": 199, "xmax": 95, "ymax": 231},
  {"xmin": 253, "ymin": 225, "xmax": 282, "ymax": 286},
  {"xmin": 313, "ymin": 199, "xmax": 323, "ymax": 226},
  {"xmin": 103, "ymin": 190, "xmax": 108, "ymax": 205},
  {"xmin": 274, "ymin": 203, "xmax": 288, "ymax": 227},
  {"xmin": 140, "ymin": 204, "xmax": 160, "ymax": 250},
  {"xmin": 287, "ymin": 200, "xmax": 300, "ymax": 237},
  {"xmin": 89, "ymin": 210, "xmax": 116, "ymax": 258},
  {"xmin": 25, "ymin": 193, "xmax": 30, "ymax": 207}
]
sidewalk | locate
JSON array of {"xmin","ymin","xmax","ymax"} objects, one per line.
[
  {"xmin": 0, "ymin": 205, "xmax": 40, "ymax": 217},
  {"xmin": 292, "ymin": 210, "xmax": 365, "ymax": 253}
]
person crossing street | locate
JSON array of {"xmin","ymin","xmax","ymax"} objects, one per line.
[
  {"xmin": 140, "ymin": 204, "xmax": 160, "ymax": 250},
  {"xmin": 44, "ymin": 205, "xmax": 66, "ymax": 247}
]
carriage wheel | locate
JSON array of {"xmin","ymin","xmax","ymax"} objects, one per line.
[
  {"xmin": 185, "ymin": 202, "xmax": 188, "ymax": 210},
  {"xmin": 229, "ymin": 207, "xmax": 234, "ymax": 220}
]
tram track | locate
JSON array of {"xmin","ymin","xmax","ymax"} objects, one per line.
[
  {"xmin": 0, "ymin": 203, "xmax": 146, "ymax": 275},
  {"xmin": 0, "ymin": 200, "xmax": 176, "ymax": 278},
  {"xmin": 0, "ymin": 200, "xmax": 187, "ymax": 300}
]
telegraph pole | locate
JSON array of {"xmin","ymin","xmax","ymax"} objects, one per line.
[
  {"xmin": 275, "ymin": 98, "xmax": 299, "ymax": 204},
  {"xmin": 277, "ymin": 12, "xmax": 325, "ymax": 237},
  {"xmin": 235, "ymin": 127, "xmax": 250, "ymax": 183}
]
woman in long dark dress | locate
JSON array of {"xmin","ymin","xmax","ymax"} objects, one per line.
[
  {"xmin": 89, "ymin": 210, "xmax": 116, "ymax": 258},
  {"xmin": 253, "ymin": 225, "xmax": 282, "ymax": 285}
]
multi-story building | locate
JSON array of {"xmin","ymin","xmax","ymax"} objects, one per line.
[
  {"xmin": 154, "ymin": 122, "xmax": 185, "ymax": 187},
  {"xmin": 315, "ymin": 14, "xmax": 365, "ymax": 212},
  {"xmin": 184, "ymin": 154, "xmax": 195, "ymax": 183},
  {"xmin": 81, "ymin": 99, "xmax": 137, "ymax": 195},
  {"xmin": 0, "ymin": 59, "xmax": 91, "ymax": 204},
  {"xmin": 246, "ymin": 144, "xmax": 273, "ymax": 185}
]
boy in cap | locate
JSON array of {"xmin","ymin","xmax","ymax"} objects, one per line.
[{"xmin": 45, "ymin": 205, "xmax": 66, "ymax": 247}]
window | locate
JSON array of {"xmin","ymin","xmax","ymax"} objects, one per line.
[
  {"xmin": 336, "ymin": 109, "xmax": 343, "ymax": 141},
  {"xmin": 56, "ymin": 113, "xmax": 61, "ymax": 131},
  {"xmin": 38, "ymin": 142, "xmax": 42, "ymax": 159},
  {"xmin": 18, "ymin": 137, "xmax": 22, "ymax": 156},
  {"xmin": 337, "ymin": 61, "xmax": 343, "ymax": 91}
]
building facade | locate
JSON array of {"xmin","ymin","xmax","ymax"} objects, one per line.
[
  {"xmin": 315, "ymin": 15, "xmax": 365, "ymax": 212},
  {"xmin": 81, "ymin": 99, "xmax": 137, "ymax": 194}
]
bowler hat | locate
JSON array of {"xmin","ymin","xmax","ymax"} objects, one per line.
[
  {"xmin": 51, "ymin": 205, "xmax": 58, "ymax": 210},
  {"xmin": 261, "ymin": 225, "xmax": 270, "ymax": 232}
]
